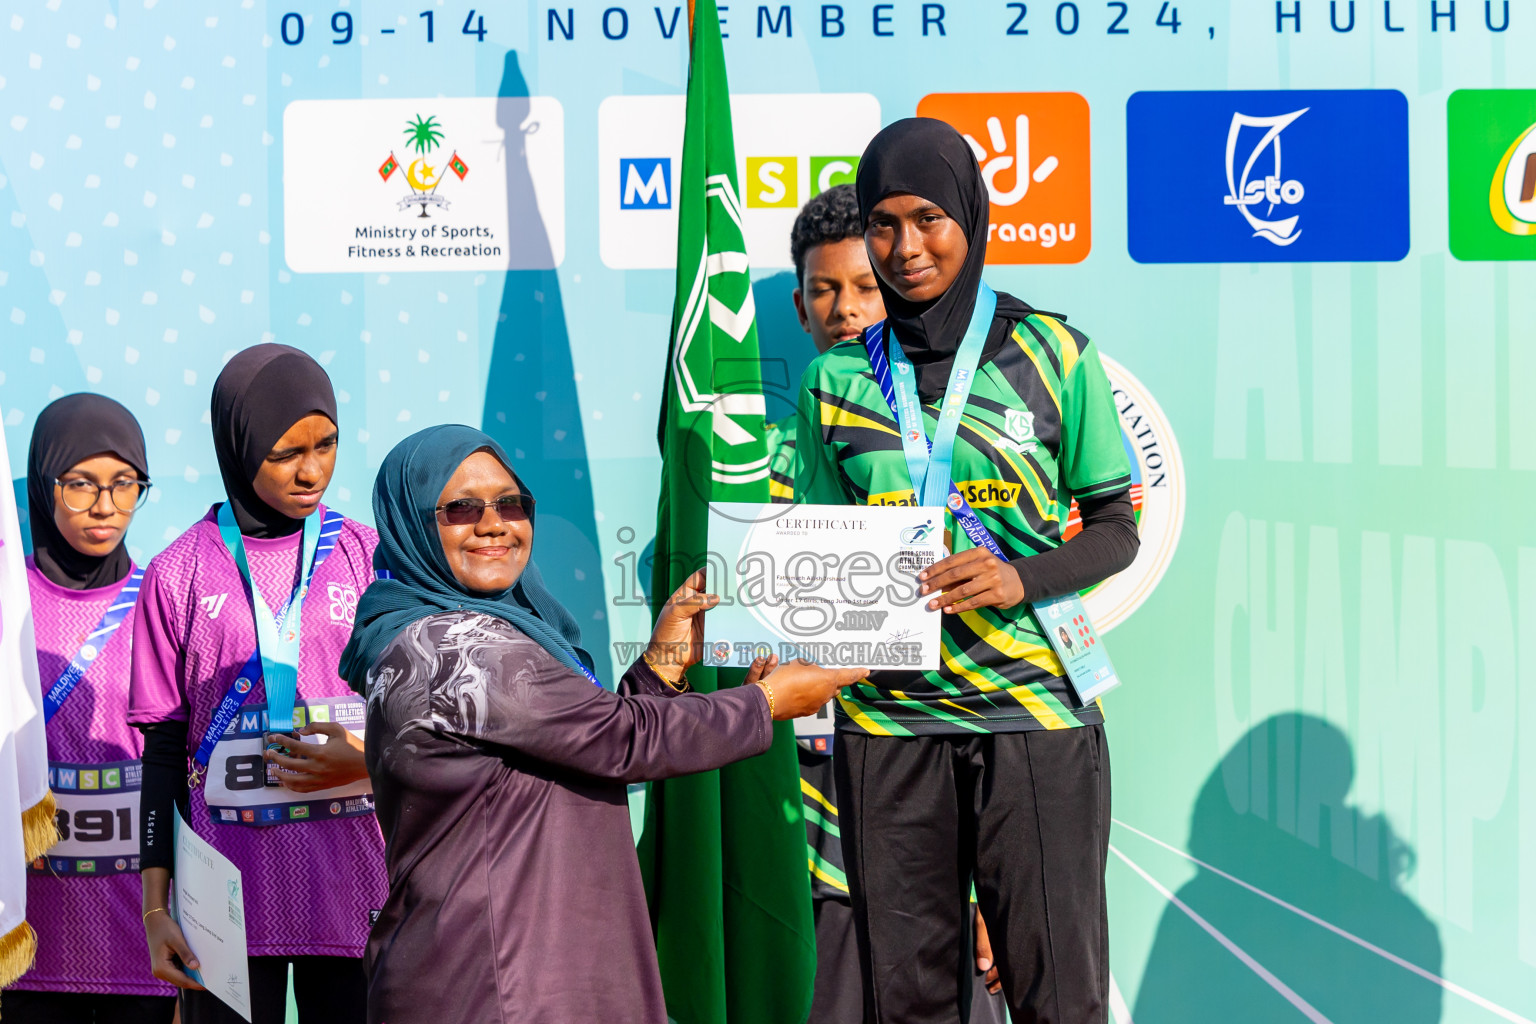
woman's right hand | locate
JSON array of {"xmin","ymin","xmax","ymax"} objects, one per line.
[
  {"xmin": 755, "ymin": 660, "xmax": 869, "ymax": 721},
  {"xmin": 145, "ymin": 907, "xmax": 206, "ymax": 990}
]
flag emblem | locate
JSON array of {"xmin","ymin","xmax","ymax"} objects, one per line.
[
  {"xmin": 449, "ymin": 152, "xmax": 469, "ymax": 180},
  {"xmin": 378, "ymin": 153, "xmax": 398, "ymax": 181}
]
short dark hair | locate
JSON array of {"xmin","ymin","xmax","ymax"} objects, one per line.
[{"xmin": 789, "ymin": 184, "xmax": 864, "ymax": 285}]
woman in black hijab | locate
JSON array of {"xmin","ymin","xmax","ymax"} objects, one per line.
[
  {"xmin": 793, "ymin": 118, "xmax": 1140, "ymax": 1024},
  {"xmin": 7, "ymin": 394, "xmax": 179, "ymax": 1021},
  {"xmin": 131, "ymin": 344, "xmax": 385, "ymax": 1024}
]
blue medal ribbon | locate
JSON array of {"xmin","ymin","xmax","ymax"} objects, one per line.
[
  {"xmin": 862, "ymin": 281, "xmax": 1008, "ymax": 558},
  {"xmin": 41, "ymin": 566, "xmax": 144, "ymax": 723},
  {"xmin": 189, "ymin": 507, "xmax": 344, "ymax": 786}
]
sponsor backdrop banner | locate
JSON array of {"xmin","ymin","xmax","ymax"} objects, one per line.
[{"xmin": 2, "ymin": 2, "xmax": 1534, "ymax": 1020}]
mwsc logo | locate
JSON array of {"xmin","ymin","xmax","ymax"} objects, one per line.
[
  {"xmin": 599, "ymin": 93, "xmax": 880, "ymax": 268},
  {"xmin": 619, "ymin": 158, "xmax": 672, "ymax": 210}
]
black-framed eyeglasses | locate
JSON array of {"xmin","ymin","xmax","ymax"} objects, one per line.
[
  {"xmin": 434, "ymin": 494, "xmax": 535, "ymax": 526},
  {"xmin": 55, "ymin": 477, "xmax": 153, "ymax": 513}
]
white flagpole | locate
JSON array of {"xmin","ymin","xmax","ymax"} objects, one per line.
[{"xmin": 0, "ymin": 406, "xmax": 54, "ymax": 985}]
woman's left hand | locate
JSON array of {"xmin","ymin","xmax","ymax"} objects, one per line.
[
  {"xmin": 264, "ymin": 722, "xmax": 370, "ymax": 793},
  {"xmin": 919, "ymin": 548, "xmax": 1025, "ymax": 613},
  {"xmin": 646, "ymin": 568, "xmax": 720, "ymax": 684}
]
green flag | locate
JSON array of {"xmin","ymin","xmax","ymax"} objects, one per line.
[{"xmin": 639, "ymin": 1, "xmax": 817, "ymax": 1022}]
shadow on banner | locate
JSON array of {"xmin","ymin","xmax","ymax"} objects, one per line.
[
  {"xmin": 481, "ymin": 50, "xmax": 609, "ymax": 668},
  {"xmin": 1133, "ymin": 713, "xmax": 1443, "ymax": 1023}
]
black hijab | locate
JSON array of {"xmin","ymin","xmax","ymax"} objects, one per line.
[
  {"xmin": 27, "ymin": 394, "xmax": 149, "ymax": 590},
  {"xmin": 855, "ymin": 117, "xmax": 1050, "ymax": 401},
  {"xmin": 210, "ymin": 344, "xmax": 339, "ymax": 538}
]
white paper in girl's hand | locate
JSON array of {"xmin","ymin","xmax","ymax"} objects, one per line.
[{"xmin": 173, "ymin": 810, "xmax": 252, "ymax": 1022}]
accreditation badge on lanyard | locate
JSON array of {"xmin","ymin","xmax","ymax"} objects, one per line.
[{"xmin": 863, "ymin": 281, "xmax": 1121, "ymax": 706}]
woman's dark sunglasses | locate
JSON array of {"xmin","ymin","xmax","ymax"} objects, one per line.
[{"xmin": 434, "ymin": 494, "xmax": 535, "ymax": 526}]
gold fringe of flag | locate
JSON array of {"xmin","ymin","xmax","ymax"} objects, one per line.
[
  {"xmin": 0, "ymin": 919, "xmax": 38, "ymax": 993},
  {"xmin": 21, "ymin": 790, "xmax": 58, "ymax": 864}
]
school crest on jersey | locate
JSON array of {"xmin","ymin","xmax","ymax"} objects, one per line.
[{"xmin": 998, "ymin": 409, "xmax": 1037, "ymax": 454}]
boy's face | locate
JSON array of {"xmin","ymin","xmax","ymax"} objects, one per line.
[{"xmin": 793, "ymin": 238, "xmax": 887, "ymax": 354}]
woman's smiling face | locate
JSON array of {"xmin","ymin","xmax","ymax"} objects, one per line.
[
  {"xmin": 863, "ymin": 192, "xmax": 970, "ymax": 304},
  {"xmin": 436, "ymin": 451, "xmax": 532, "ymax": 595}
]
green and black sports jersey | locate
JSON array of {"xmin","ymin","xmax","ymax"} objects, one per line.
[{"xmin": 793, "ymin": 314, "xmax": 1131, "ymax": 736}]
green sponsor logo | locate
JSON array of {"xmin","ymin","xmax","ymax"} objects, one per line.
[
  {"xmin": 808, "ymin": 155, "xmax": 859, "ymax": 197},
  {"xmin": 289, "ymin": 805, "xmax": 310, "ymax": 819},
  {"xmin": 1448, "ymin": 89, "xmax": 1536, "ymax": 261},
  {"xmin": 77, "ymin": 860, "xmax": 96, "ymax": 873}
]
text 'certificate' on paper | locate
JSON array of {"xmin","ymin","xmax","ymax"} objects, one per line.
[{"xmin": 704, "ymin": 502, "xmax": 944, "ymax": 673}]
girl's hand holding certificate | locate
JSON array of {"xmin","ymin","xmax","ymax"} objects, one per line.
[{"xmin": 918, "ymin": 548, "xmax": 1026, "ymax": 614}]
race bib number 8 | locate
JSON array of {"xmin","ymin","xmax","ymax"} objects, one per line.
[
  {"xmin": 31, "ymin": 758, "xmax": 141, "ymax": 876},
  {"xmin": 203, "ymin": 697, "xmax": 375, "ymax": 827}
]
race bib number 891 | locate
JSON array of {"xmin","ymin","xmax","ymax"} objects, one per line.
[{"xmin": 31, "ymin": 758, "xmax": 141, "ymax": 876}]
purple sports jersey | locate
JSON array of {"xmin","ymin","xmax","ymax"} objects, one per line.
[
  {"xmin": 15, "ymin": 562, "xmax": 175, "ymax": 996},
  {"xmin": 128, "ymin": 505, "xmax": 387, "ymax": 958}
]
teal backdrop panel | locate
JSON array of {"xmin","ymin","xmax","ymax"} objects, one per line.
[{"xmin": 3, "ymin": 3, "xmax": 1535, "ymax": 1022}]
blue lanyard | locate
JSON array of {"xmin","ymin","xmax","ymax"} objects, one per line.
[
  {"xmin": 189, "ymin": 508, "xmax": 344, "ymax": 787},
  {"xmin": 875, "ymin": 282, "xmax": 997, "ymax": 507},
  {"xmin": 862, "ymin": 282, "xmax": 1008, "ymax": 562},
  {"xmin": 216, "ymin": 502, "xmax": 320, "ymax": 733},
  {"xmin": 41, "ymin": 566, "xmax": 144, "ymax": 723}
]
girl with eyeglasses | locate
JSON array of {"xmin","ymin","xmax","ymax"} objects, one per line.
[
  {"xmin": 338, "ymin": 425, "xmax": 867, "ymax": 1024},
  {"xmin": 128, "ymin": 344, "xmax": 384, "ymax": 1024},
  {"xmin": 4, "ymin": 394, "xmax": 176, "ymax": 1024}
]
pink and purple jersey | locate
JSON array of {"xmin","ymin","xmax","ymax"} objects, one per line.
[
  {"xmin": 128, "ymin": 505, "xmax": 387, "ymax": 958},
  {"xmin": 16, "ymin": 562, "xmax": 174, "ymax": 997}
]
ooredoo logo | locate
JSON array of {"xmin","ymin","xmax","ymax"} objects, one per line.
[{"xmin": 916, "ymin": 92, "xmax": 1092, "ymax": 264}]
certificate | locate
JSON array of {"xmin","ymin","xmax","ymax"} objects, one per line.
[
  {"xmin": 173, "ymin": 811, "xmax": 252, "ymax": 1022},
  {"xmin": 705, "ymin": 502, "xmax": 944, "ymax": 674}
]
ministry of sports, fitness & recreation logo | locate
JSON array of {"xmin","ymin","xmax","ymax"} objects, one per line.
[
  {"xmin": 378, "ymin": 114, "xmax": 470, "ymax": 218},
  {"xmin": 1064, "ymin": 356, "xmax": 1184, "ymax": 633}
]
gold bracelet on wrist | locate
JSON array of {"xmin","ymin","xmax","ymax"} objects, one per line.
[
  {"xmin": 642, "ymin": 648, "xmax": 690, "ymax": 692},
  {"xmin": 143, "ymin": 907, "xmax": 167, "ymax": 922},
  {"xmin": 761, "ymin": 682, "xmax": 776, "ymax": 718}
]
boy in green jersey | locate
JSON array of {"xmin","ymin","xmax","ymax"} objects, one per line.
[{"xmin": 766, "ymin": 185, "xmax": 886, "ymax": 502}]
